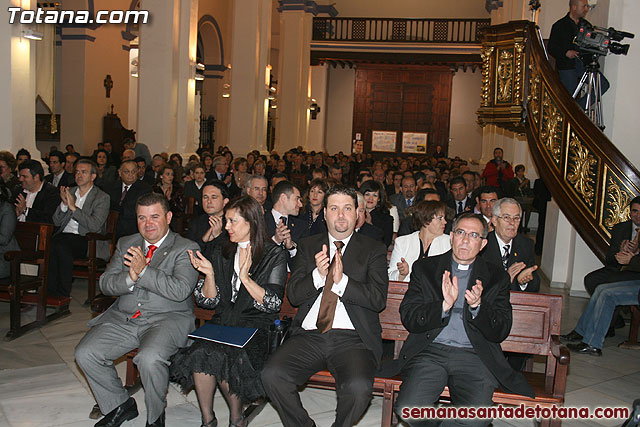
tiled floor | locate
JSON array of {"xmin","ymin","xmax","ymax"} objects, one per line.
[{"xmin": 0, "ymin": 278, "xmax": 637, "ymax": 427}]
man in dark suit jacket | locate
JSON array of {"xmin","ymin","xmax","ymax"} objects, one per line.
[
  {"xmin": 446, "ymin": 176, "xmax": 473, "ymax": 216},
  {"xmin": 390, "ymin": 176, "xmax": 416, "ymax": 219},
  {"xmin": 105, "ymin": 160, "xmax": 152, "ymax": 239},
  {"xmin": 383, "ymin": 213, "xmax": 533, "ymax": 425},
  {"xmin": 44, "ymin": 150, "xmax": 76, "ymax": 188},
  {"xmin": 480, "ymin": 198, "xmax": 539, "ymax": 292},
  {"xmin": 583, "ymin": 196, "xmax": 640, "ymax": 295},
  {"xmin": 187, "ymin": 180, "xmax": 229, "ymax": 251},
  {"xmin": 13, "ymin": 160, "xmax": 61, "ymax": 224},
  {"xmin": 262, "ymin": 185, "xmax": 388, "ymax": 427},
  {"xmin": 264, "ymin": 181, "xmax": 307, "ymax": 258}
]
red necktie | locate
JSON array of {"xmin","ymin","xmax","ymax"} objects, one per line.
[{"xmin": 132, "ymin": 244, "xmax": 158, "ymax": 319}]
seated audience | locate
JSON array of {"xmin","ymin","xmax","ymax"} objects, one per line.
[
  {"xmin": 261, "ymin": 185, "xmax": 388, "ymax": 427},
  {"xmin": 505, "ymin": 164, "xmax": 532, "ymax": 198},
  {"xmin": 13, "ymin": 160, "xmax": 60, "ymax": 224},
  {"xmin": 184, "ymin": 164, "xmax": 207, "ymax": 217},
  {"xmin": 447, "ymin": 176, "xmax": 473, "ymax": 215},
  {"xmin": 106, "ymin": 160, "xmax": 152, "ymax": 239},
  {"xmin": 170, "ymin": 196, "xmax": 288, "ymax": 427},
  {"xmin": 65, "ymin": 152, "xmax": 79, "ymax": 176},
  {"xmin": 266, "ymin": 181, "xmax": 306, "ymax": 257},
  {"xmin": 103, "ymin": 141, "xmax": 120, "ymax": 168},
  {"xmin": 385, "ymin": 213, "xmax": 534, "ymax": 425},
  {"xmin": 187, "ymin": 180, "xmax": 229, "ymax": 251},
  {"xmin": 16, "ymin": 148, "xmax": 31, "ymax": 167},
  {"xmin": 562, "ymin": 279, "xmax": 640, "ymax": 356},
  {"xmin": 354, "ymin": 191, "xmax": 385, "ymax": 244},
  {"xmin": 48, "ymin": 160, "xmax": 110, "ymax": 297},
  {"xmin": 359, "ymin": 180, "xmax": 394, "ymax": 247},
  {"xmin": 0, "ymin": 151, "xmax": 20, "ymax": 190},
  {"xmin": 135, "ymin": 156, "xmax": 155, "ymax": 186},
  {"xmin": 152, "ymin": 165, "xmax": 185, "ymax": 232},
  {"xmin": 75, "ymin": 194, "xmax": 198, "ymax": 427},
  {"xmin": 93, "ymin": 149, "xmax": 118, "ymax": 189},
  {"xmin": 0, "ymin": 181, "xmax": 19, "ymax": 279},
  {"xmin": 300, "ymin": 178, "xmax": 328, "ymax": 237},
  {"xmin": 390, "ymin": 176, "xmax": 417, "ymax": 220},
  {"xmin": 582, "ymin": 196, "xmax": 640, "ymax": 295},
  {"xmin": 245, "ymin": 175, "xmax": 270, "ymax": 212},
  {"xmin": 475, "ymin": 186, "xmax": 500, "ymax": 231},
  {"xmin": 124, "ymin": 137, "xmax": 152, "ymax": 165},
  {"xmin": 388, "ymin": 200, "xmax": 450, "ymax": 282},
  {"xmin": 45, "ymin": 150, "xmax": 76, "ymax": 188},
  {"xmin": 480, "ymin": 198, "xmax": 539, "ymax": 292}
]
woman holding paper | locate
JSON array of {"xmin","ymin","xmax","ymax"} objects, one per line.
[{"xmin": 170, "ymin": 196, "xmax": 288, "ymax": 427}]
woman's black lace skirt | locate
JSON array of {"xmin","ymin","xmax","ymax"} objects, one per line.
[{"xmin": 169, "ymin": 328, "xmax": 269, "ymax": 403}]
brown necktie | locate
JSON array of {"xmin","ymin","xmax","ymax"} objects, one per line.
[{"xmin": 316, "ymin": 240, "xmax": 344, "ymax": 333}]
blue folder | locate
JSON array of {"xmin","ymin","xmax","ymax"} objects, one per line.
[{"xmin": 188, "ymin": 323, "xmax": 258, "ymax": 348}]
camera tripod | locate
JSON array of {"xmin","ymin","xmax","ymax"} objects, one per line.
[{"xmin": 572, "ymin": 55, "xmax": 605, "ymax": 130}]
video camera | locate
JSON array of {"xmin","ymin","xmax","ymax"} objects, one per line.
[{"xmin": 575, "ymin": 22, "xmax": 635, "ymax": 56}]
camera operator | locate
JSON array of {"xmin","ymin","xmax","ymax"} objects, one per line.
[{"xmin": 548, "ymin": 0, "xmax": 609, "ymax": 101}]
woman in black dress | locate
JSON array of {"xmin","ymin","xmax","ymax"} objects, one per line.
[
  {"xmin": 170, "ymin": 196, "xmax": 288, "ymax": 427},
  {"xmin": 152, "ymin": 165, "xmax": 185, "ymax": 231},
  {"xmin": 300, "ymin": 178, "xmax": 328, "ymax": 236},
  {"xmin": 358, "ymin": 180, "xmax": 394, "ymax": 247}
]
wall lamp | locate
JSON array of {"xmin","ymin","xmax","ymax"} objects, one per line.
[
  {"xmin": 23, "ymin": 29, "xmax": 43, "ymax": 40},
  {"xmin": 195, "ymin": 62, "xmax": 205, "ymax": 81}
]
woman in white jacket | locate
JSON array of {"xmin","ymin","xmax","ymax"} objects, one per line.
[{"xmin": 388, "ymin": 200, "xmax": 450, "ymax": 282}]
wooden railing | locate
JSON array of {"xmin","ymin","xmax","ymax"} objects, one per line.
[
  {"xmin": 477, "ymin": 21, "xmax": 640, "ymax": 262},
  {"xmin": 312, "ymin": 17, "xmax": 490, "ymax": 44}
]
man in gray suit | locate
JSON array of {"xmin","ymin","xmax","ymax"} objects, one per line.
[
  {"xmin": 75, "ymin": 193, "xmax": 199, "ymax": 427},
  {"xmin": 48, "ymin": 159, "xmax": 110, "ymax": 297}
]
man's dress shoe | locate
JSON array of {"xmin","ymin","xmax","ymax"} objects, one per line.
[
  {"xmin": 560, "ymin": 330, "xmax": 583, "ymax": 343},
  {"xmin": 146, "ymin": 411, "xmax": 165, "ymax": 427},
  {"xmin": 567, "ymin": 342, "xmax": 602, "ymax": 356},
  {"xmin": 95, "ymin": 397, "xmax": 138, "ymax": 427}
]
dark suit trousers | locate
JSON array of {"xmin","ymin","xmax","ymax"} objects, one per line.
[
  {"xmin": 47, "ymin": 233, "xmax": 87, "ymax": 297},
  {"xmin": 584, "ymin": 267, "xmax": 640, "ymax": 295},
  {"xmin": 261, "ymin": 329, "xmax": 377, "ymax": 427},
  {"xmin": 395, "ymin": 344, "xmax": 497, "ymax": 427}
]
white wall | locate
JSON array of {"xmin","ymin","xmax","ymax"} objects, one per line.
[
  {"xmin": 448, "ymin": 69, "xmax": 483, "ymax": 161},
  {"xmin": 308, "ymin": 64, "xmax": 328, "ymax": 152},
  {"xmin": 324, "ymin": 66, "xmax": 355, "ymax": 155},
  {"xmin": 601, "ymin": 0, "xmax": 640, "ymax": 168}
]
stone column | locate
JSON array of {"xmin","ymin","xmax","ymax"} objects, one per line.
[
  {"xmin": 226, "ymin": 0, "xmax": 272, "ymax": 156},
  {"xmin": 275, "ymin": 8, "xmax": 313, "ymax": 152},
  {"xmin": 137, "ymin": 0, "xmax": 198, "ymax": 156},
  {"xmin": 0, "ymin": 1, "xmax": 37, "ymax": 155}
]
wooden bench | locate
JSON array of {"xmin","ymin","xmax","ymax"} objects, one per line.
[
  {"xmin": 123, "ymin": 282, "xmax": 569, "ymax": 427},
  {"xmin": 72, "ymin": 211, "xmax": 119, "ymax": 304},
  {"xmin": 0, "ymin": 222, "xmax": 71, "ymax": 340},
  {"xmin": 281, "ymin": 284, "xmax": 570, "ymax": 427}
]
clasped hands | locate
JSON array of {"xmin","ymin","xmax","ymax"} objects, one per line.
[
  {"xmin": 616, "ymin": 239, "xmax": 639, "ymax": 265},
  {"xmin": 59, "ymin": 186, "xmax": 77, "ymax": 211},
  {"xmin": 441, "ymin": 270, "xmax": 482, "ymax": 312},
  {"xmin": 123, "ymin": 246, "xmax": 149, "ymax": 282},
  {"xmin": 274, "ymin": 219, "xmax": 295, "ymax": 250},
  {"xmin": 315, "ymin": 244, "xmax": 343, "ymax": 284},
  {"xmin": 187, "ymin": 244, "xmax": 253, "ymax": 283},
  {"xmin": 507, "ymin": 262, "xmax": 538, "ymax": 285},
  {"xmin": 201, "ymin": 215, "xmax": 224, "ymax": 242}
]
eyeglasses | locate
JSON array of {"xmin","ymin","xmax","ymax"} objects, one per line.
[
  {"xmin": 453, "ymin": 228, "xmax": 484, "ymax": 241},
  {"xmin": 496, "ymin": 215, "xmax": 521, "ymax": 224},
  {"xmin": 432, "ymin": 215, "xmax": 445, "ymax": 221}
]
